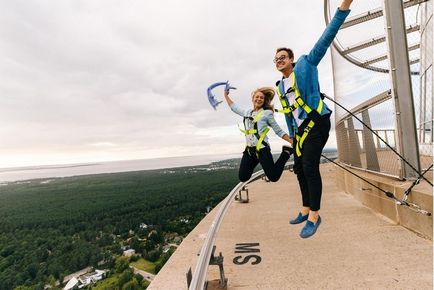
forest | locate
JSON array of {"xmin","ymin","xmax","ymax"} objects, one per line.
[{"xmin": 0, "ymin": 159, "xmax": 240, "ymax": 289}]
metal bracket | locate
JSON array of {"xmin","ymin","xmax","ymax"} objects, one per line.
[
  {"xmin": 235, "ymin": 186, "xmax": 249, "ymax": 203},
  {"xmin": 186, "ymin": 267, "xmax": 192, "ymax": 288},
  {"xmin": 188, "ymin": 246, "xmax": 228, "ymax": 289},
  {"xmin": 208, "ymin": 245, "xmax": 228, "ymax": 289}
]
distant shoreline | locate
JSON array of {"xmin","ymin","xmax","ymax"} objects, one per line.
[
  {"xmin": 0, "ymin": 150, "xmax": 337, "ymax": 183},
  {"xmin": 0, "ymin": 153, "xmax": 242, "ymax": 183},
  {"xmin": 0, "ymin": 163, "xmax": 100, "ymax": 173}
]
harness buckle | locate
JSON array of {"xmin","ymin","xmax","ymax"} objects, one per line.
[
  {"xmin": 304, "ymin": 126, "xmax": 312, "ymax": 133},
  {"xmin": 286, "ymin": 87, "xmax": 295, "ymax": 94}
]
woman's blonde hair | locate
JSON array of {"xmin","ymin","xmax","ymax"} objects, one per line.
[{"xmin": 251, "ymin": 87, "xmax": 275, "ymax": 111}]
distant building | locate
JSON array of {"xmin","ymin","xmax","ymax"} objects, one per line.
[
  {"xmin": 63, "ymin": 277, "xmax": 79, "ymax": 290},
  {"xmin": 78, "ymin": 269, "xmax": 106, "ymax": 287},
  {"xmin": 123, "ymin": 249, "xmax": 136, "ymax": 257},
  {"xmin": 63, "ymin": 270, "xmax": 107, "ymax": 290}
]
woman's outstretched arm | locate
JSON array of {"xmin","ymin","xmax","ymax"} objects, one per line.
[
  {"xmin": 282, "ymin": 134, "xmax": 293, "ymax": 147},
  {"xmin": 266, "ymin": 111, "xmax": 294, "ymax": 146},
  {"xmin": 225, "ymin": 90, "xmax": 247, "ymax": 117},
  {"xmin": 224, "ymin": 90, "xmax": 234, "ymax": 106}
]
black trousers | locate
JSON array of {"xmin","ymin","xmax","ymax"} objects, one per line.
[
  {"xmin": 239, "ymin": 146, "xmax": 290, "ymax": 182},
  {"xmin": 293, "ymin": 114, "xmax": 331, "ymax": 211}
]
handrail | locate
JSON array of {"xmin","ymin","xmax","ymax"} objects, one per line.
[
  {"xmin": 339, "ymin": 0, "xmax": 428, "ymax": 30},
  {"xmin": 188, "ymin": 169, "xmax": 265, "ymax": 290},
  {"xmin": 188, "ymin": 156, "xmax": 341, "ymax": 289},
  {"xmin": 323, "ymin": 0, "xmax": 421, "ymax": 75},
  {"xmin": 335, "ymin": 90, "xmax": 391, "ymax": 124}
]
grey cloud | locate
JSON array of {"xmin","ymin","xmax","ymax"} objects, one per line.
[{"xmin": 0, "ymin": 0, "xmax": 339, "ymax": 167}]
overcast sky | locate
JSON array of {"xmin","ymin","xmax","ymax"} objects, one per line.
[{"xmin": 0, "ymin": 0, "xmax": 369, "ymax": 167}]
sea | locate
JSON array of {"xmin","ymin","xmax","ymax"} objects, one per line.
[{"xmin": 0, "ymin": 153, "xmax": 241, "ymax": 183}]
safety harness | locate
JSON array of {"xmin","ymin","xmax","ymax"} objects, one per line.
[
  {"xmin": 239, "ymin": 109, "xmax": 270, "ymax": 157},
  {"xmin": 275, "ymin": 73, "xmax": 324, "ymax": 157}
]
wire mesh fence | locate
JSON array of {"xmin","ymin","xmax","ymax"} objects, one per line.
[
  {"xmin": 418, "ymin": 0, "xmax": 433, "ymax": 172},
  {"xmin": 327, "ymin": 0, "xmax": 433, "ymax": 180}
]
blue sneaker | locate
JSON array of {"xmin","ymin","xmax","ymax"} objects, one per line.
[
  {"xmin": 300, "ymin": 216, "xmax": 321, "ymax": 239},
  {"xmin": 289, "ymin": 212, "xmax": 309, "ymax": 224}
]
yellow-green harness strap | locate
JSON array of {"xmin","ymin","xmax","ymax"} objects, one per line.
[
  {"xmin": 238, "ymin": 109, "xmax": 264, "ymax": 134},
  {"xmin": 275, "ymin": 82, "xmax": 293, "ymax": 114},
  {"xmin": 238, "ymin": 126, "xmax": 256, "ymax": 135},
  {"xmin": 276, "ymin": 73, "xmax": 324, "ymax": 157},
  {"xmin": 295, "ymin": 120, "xmax": 315, "ymax": 157},
  {"xmin": 239, "ymin": 109, "xmax": 270, "ymax": 157},
  {"xmin": 252, "ymin": 110, "xmax": 264, "ymax": 123},
  {"xmin": 256, "ymin": 127, "xmax": 270, "ymax": 153}
]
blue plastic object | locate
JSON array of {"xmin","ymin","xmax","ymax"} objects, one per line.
[{"xmin": 207, "ymin": 81, "xmax": 236, "ymax": 110}]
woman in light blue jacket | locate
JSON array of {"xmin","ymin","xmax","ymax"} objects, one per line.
[{"xmin": 224, "ymin": 87, "xmax": 293, "ymax": 182}]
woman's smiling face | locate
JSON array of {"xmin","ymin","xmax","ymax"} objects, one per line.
[{"xmin": 252, "ymin": 91, "xmax": 265, "ymax": 110}]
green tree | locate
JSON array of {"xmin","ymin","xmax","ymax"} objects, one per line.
[
  {"xmin": 25, "ymin": 263, "xmax": 39, "ymax": 280},
  {"xmin": 122, "ymin": 278, "xmax": 140, "ymax": 290},
  {"xmin": 115, "ymin": 257, "xmax": 130, "ymax": 273},
  {"xmin": 146, "ymin": 250, "xmax": 160, "ymax": 262},
  {"xmin": 134, "ymin": 274, "xmax": 144, "ymax": 284},
  {"xmin": 0, "ymin": 161, "xmax": 238, "ymax": 289},
  {"xmin": 117, "ymin": 270, "xmax": 134, "ymax": 288}
]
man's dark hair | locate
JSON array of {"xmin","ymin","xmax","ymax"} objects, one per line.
[{"xmin": 276, "ymin": 47, "xmax": 294, "ymax": 59}]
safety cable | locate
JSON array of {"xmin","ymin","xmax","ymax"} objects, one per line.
[
  {"xmin": 321, "ymin": 154, "xmax": 432, "ymax": 216},
  {"xmin": 323, "ymin": 93, "xmax": 433, "ymax": 187},
  {"xmin": 402, "ymin": 164, "xmax": 433, "ymax": 201}
]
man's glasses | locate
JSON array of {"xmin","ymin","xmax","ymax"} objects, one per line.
[{"xmin": 273, "ymin": 55, "xmax": 288, "ymax": 63}]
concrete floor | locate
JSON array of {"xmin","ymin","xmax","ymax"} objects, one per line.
[{"xmin": 148, "ymin": 164, "xmax": 433, "ymax": 290}]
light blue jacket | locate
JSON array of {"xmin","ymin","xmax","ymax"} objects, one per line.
[
  {"xmin": 230, "ymin": 103, "xmax": 287, "ymax": 148},
  {"xmin": 280, "ymin": 8, "xmax": 351, "ymax": 137}
]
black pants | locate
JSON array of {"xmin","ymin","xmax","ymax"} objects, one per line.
[
  {"xmin": 239, "ymin": 146, "xmax": 290, "ymax": 182},
  {"xmin": 293, "ymin": 114, "xmax": 331, "ymax": 211}
]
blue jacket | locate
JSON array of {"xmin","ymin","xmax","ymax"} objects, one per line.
[{"xmin": 280, "ymin": 8, "xmax": 351, "ymax": 137}]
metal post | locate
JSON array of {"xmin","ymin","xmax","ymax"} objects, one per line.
[
  {"xmin": 419, "ymin": 0, "xmax": 433, "ymax": 155},
  {"xmin": 375, "ymin": 132, "xmax": 380, "ymax": 149},
  {"xmin": 362, "ymin": 111, "xmax": 380, "ymax": 171},
  {"xmin": 383, "ymin": 0, "xmax": 421, "ymax": 179},
  {"xmin": 336, "ymin": 122, "xmax": 350, "ymax": 164},
  {"xmin": 235, "ymin": 186, "xmax": 249, "ymax": 203},
  {"xmin": 209, "ymin": 246, "xmax": 227, "ymax": 289},
  {"xmin": 347, "ymin": 118, "xmax": 362, "ymax": 167}
]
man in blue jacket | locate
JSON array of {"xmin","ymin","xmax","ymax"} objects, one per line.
[{"xmin": 274, "ymin": 0, "xmax": 352, "ymax": 238}]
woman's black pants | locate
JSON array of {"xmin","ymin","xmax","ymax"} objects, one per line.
[
  {"xmin": 239, "ymin": 146, "xmax": 289, "ymax": 182},
  {"xmin": 293, "ymin": 114, "xmax": 331, "ymax": 211}
]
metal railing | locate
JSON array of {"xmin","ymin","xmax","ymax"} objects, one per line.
[
  {"xmin": 327, "ymin": 0, "xmax": 433, "ymax": 180},
  {"xmin": 188, "ymin": 169, "xmax": 265, "ymax": 290},
  {"xmin": 187, "ymin": 153, "xmax": 341, "ymax": 289}
]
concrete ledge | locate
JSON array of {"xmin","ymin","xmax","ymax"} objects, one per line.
[
  {"xmin": 335, "ymin": 164, "xmax": 433, "ymax": 239},
  {"xmin": 149, "ymin": 164, "xmax": 432, "ymax": 289}
]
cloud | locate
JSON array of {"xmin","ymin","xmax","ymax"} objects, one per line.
[{"xmin": 0, "ymin": 0, "xmax": 347, "ymax": 167}]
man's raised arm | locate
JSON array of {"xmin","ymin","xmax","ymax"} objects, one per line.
[{"xmin": 339, "ymin": 0, "xmax": 353, "ymax": 11}]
